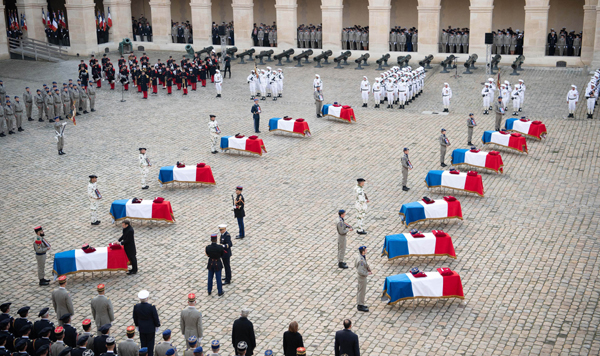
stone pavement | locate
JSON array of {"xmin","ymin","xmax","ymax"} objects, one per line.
[{"xmin": 0, "ymin": 53, "xmax": 599, "ymax": 356}]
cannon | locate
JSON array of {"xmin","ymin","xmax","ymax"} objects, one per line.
[
  {"xmin": 274, "ymin": 49, "xmax": 294, "ymax": 65},
  {"xmin": 375, "ymin": 53, "xmax": 390, "ymax": 70},
  {"xmin": 256, "ymin": 49, "xmax": 274, "ymax": 65},
  {"xmin": 462, "ymin": 54, "xmax": 478, "ymax": 74},
  {"xmin": 354, "ymin": 53, "xmax": 370, "ymax": 70},
  {"xmin": 333, "ymin": 51, "xmax": 351, "ymax": 69},
  {"xmin": 440, "ymin": 55, "xmax": 456, "ymax": 73},
  {"xmin": 419, "ymin": 55, "xmax": 433, "ymax": 71},
  {"xmin": 236, "ymin": 48, "xmax": 256, "ymax": 64},
  {"xmin": 489, "ymin": 54, "xmax": 501, "ymax": 74},
  {"xmin": 184, "ymin": 44, "xmax": 195, "ymax": 58},
  {"xmin": 293, "ymin": 49, "xmax": 313, "ymax": 67},
  {"xmin": 313, "ymin": 50, "xmax": 333, "ymax": 68},
  {"xmin": 510, "ymin": 55, "xmax": 525, "ymax": 75},
  {"xmin": 118, "ymin": 38, "xmax": 133, "ymax": 56},
  {"xmin": 197, "ymin": 46, "xmax": 214, "ymax": 57},
  {"xmin": 397, "ymin": 54, "xmax": 411, "ymax": 68},
  {"xmin": 222, "ymin": 46, "xmax": 238, "ymax": 60}
]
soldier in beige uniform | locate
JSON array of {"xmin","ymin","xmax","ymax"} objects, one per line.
[
  {"xmin": 51, "ymin": 327, "xmax": 67, "ymax": 356},
  {"xmin": 35, "ymin": 89, "xmax": 45, "ymax": 122},
  {"xmin": 53, "ymin": 89, "xmax": 62, "ymax": 119},
  {"xmin": 180, "ymin": 294, "xmax": 203, "ymax": 348},
  {"xmin": 183, "ymin": 337, "xmax": 198, "ymax": 356},
  {"xmin": 33, "ymin": 226, "xmax": 51, "ymax": 286},
  {"xmin": 354, "ymin": 246, "xmax": 371, "ymax": 312},
  {"xmin": 88, "ymin": 175, "xmax": 101, "ymax": 225},
  {"xmin": 467, "ymin": 113, "xmax": 476, "ymax": 146},
  {"xmin": 336, "ymin": 210, "xmax": 352, "ymax": 269},
  {"xmin": 91, "ymin": 284, "xmax": 114, "ymax": 334},
  {"xmin": 23, "ymin": 87, "xmax": 33, "ymax": 121},
  {"xmin": 81, "ymin": 319, "xmax": 95, "ymax": 349},
  {"xmin": 14, "ymin": 96, "xmax": 24, "ymax": 132},
  {"xmin": 439, "ymin": 128, "xmax": 450, "ymax": 167},
  {"xmin": 118, "ymin": 326, "xmax": 139, "ymax": 356},
  {"xmin": 4, "ymin": 100, "xmax": 15, "ymax": 135},
  {"xmin": 87, "ymin": 84, "xmax": 96, "ymax": 112},
  {"xmin": 52, "ymin": 276, "xmax": 75, "ymax": 326},
  {"xmin": 44, "ymin": 90, "xmax": 54, "ymax": 122},
  {"xmin": 155, "ymin": 330, "xmax": 178, "ymax": 356},
  {"xmin": 401, "ymin": 147, "xmax": 412, "ymax": 191},
  {"xmin": 62, "ymin": 88, "xmax": 71, "ymax": 117}
]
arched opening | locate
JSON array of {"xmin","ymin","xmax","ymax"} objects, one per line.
[
  {"xmin": 491, "ymin": 0, "xmax": 525, "ymax": 55},
  {"xmin": 297, "ymin": 0, "xmax": 322, "ymax": 48},
  {"xmin": 252, "ymin": 0, "xmax": 276, "ymax": 47},
  {"xmin": 546, "ymin": 0, "xmax": 583, "ymax": 56},
  {"xmin": 3, "ymin": 0, "xmax": 21, "ymax": 43},
  {"xmin": 47, "ymin": 0, "xmax": 69, "ymax": 45},
  {"xmin": 131, "ymin": 0, "xmax": 151, "ymax": 41},
  {"xmin": 439, "ymin": 0, "xmax": 469, "ymax": 53},
  {"xmin": 171, "ymin": 0, "xmax": 192, "ymax": 43},
  {"xmin": 342, "ymin": 0, "xmax": 368, "ymax": 50},
  {"xmin": 211, "ymin": 0, "xmax": 233, "ymax": 45},
  {"xmin": 389, "ymin": 0, "xmax": 418, "ymax": 52},
  {"xmin": 95, "ymin": 0, "xmax": 109, "ymax": 44}
]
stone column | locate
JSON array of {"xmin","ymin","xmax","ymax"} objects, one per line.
[
  {"xmin": 416, "ymin": 4, "xmax": 441, "ymax": 54},
  {"xmin": 65, "ymin": 0, "xmax": 98, "ymax": 54},
  {"xmin": 190, "ymin": 0, "xmax": 212, "ymax": 46},
  {"xmin": 368, "ymin": 4, "xmax": 391, "ymax": 54},
  {"xmin": 581, "ymin": 4, "xmax": 596, "ymax": 65},
  {"xmin": 0, "ymin": 4, "xmax": 9, "ymax": 59},
  {"xmin": 232, "ymin": 0, "xmax": 253, "ymax": 49},
  {"xmin": 522, "ymin": 4, "xmax": 549, "ymax": 58},
  {"xmin": 149, "ymin": 0, "xmax": 172, "ymax": 44},
  {"xmin": 103, "ymin": 0, "xmax": 132, "ymax": 42},
  {"xmin": 320, "ymin": 5, "xmax": 343, "ymax": 51},
  {"xmin": 468, "ymin": 5, "xmax": 493, "ymax": 59},
  {"xmin": 275, "ymin": 0, "xmax": 297, "ymax": 49},
  {"xmin": 592, "ymin": 5, "xmax": 600, "ymax": 68},
  {"xmin": 16, "ymin": 0, "xmax": 47, "ymax": 41}
]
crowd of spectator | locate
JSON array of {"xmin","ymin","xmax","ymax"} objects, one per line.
[
  {"xmin": 547, "ymin": 28, "xmax": 582, "ymax": 56},
  {"xmin": 439, "ymin": 26, "xmax": 469, "ymax": 53},
  {"xmin": 491, "ymin": 28, "xmax": 523, "ymax": 55},
  {"xmin": 132, "ymin": 15, "xmax": 152, "ymax": 42},
  {"xmin": 297, "ymin": 24, "xmax": 322, "ymax": 49},
  {"xmin": 252, "ymin": 23, "xmax": 277, "ymax": 47},
  {"xmin": 171, "ymin": 22, "xmax": 192, "ymax": 44},
  {"xmin": 389, "ymin": 26, "xmax": 418, "ymax": 52},
  {"xmin": 212, "ymin": 22, "xmax": 234, "ymax": 45},
  {"xmin": 342, "ymin": 26, "xmax": 369, "ymax": 50}
]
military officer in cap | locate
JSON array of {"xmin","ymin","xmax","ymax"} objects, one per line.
[
  {"xmin": 183, "ymin": 337, "xmax": 198, "ymax": 356},
  {"xmin": 401, "ymin": 147, "xmax": 412, "ymax": 191},
  {"xmin": 54, "ymin": 117, "xmax": 67, "ymax": 155},
  {"xmin": 52, "ymin": 276, "xmax": 74, "ymax": 326},
  {"xmin": 208, "ymin": 115, "xmax": 221, "ymax": 154},
  {"xmin": 91, "ymin": 284, "xmax": 114, "ymax": 334},
  {"xmin": 234, "ymin": 186, "xmax": 245, "ymax": 239},
  {"xmin": 80, "ymin": 319, "xmax": 95, "ymax": 349},
  {"xmin": 33, "ymin": 327, "xmax": 53, "ymax": 353},
  {"xmin": 155, "ymin": 330, "xmax": 177, "ymax": 356},
  {"xmin": 355, "ymin": 246, "xmax": 371, "ymax": 312},
  {"xmin": 59, "ymin": 314, "xmax": 77, "ymax": 348},
  {"xmin": 99, "ymin": 336, "xmax": 116, "ymax": 356},
  {"xmin": 51, "ymin": 327, "xmax": 66, "ymax": 356},
  {"xmin": 353, "ymin": 179, "xmax": 368, "ymax": 235},
  {"xmin": 439, "ymin": 128, "xmax": 450, "ymax": 167},
  {"xmin": 13, "ymin": 308, "xmax": 31, "ymax": 338},
  {"xmin": 235, "ymin": 341, "xmax": 247, "ymax": 356},
  {"xmin": 88, "ymin": 175, "xmax": 101, "ymax": 225},
  {"xmin": 0, "ymin": 304, "xmax": 12, "ymax": 327},
  {"xmin": 32, "ymin": 309, "xmax": 53, "ymax": 340},
  {"xmin": 206, "ymin": 341, "xmax": 219, "ymax": 356},
  {"xmin": 0, "ymin": 335, "xmax": 10, "ymax": 356},
  {"xmin": 336, "ymin": 210, "xmax": 352, "ymax": 269},
  {"xmin": 467, "ymin": 113, "xmax": 476, "ymax": 146},
  {"xmin": 118, "ymin": 326, "xmax": 139, "ymax": 356},
  {"xmin": 133, "ymin": 290, "xmax": 160, "ymax": 356},
  {"xmin": 14, "ymin": 338, "xmax": 31, "ymax": 356},
  {"xmin": 494, "ymin": 96, "xmax": 505, "ymax": 131},
  {"xmin": 23, "ymin": 87, "xmax": 33, "ymax": 121},
  {"xmin": 139, "ymin": 148, "xmax": 151, "ymax": 189},
  {"xmin": 13, "ymin": 96, "xmax": 24, "ymax": 132},
  {"xmin": 92, "ymin": 324, "xmax": 113, "ymax": 356},
  {"xmin": 206, "ymin": 235, "xmax": 225, "ymax": 296},
  {"xmin": 0, "ymin": 320, "xmax": 13, "ymax": 353},
  {"xmin": 180, "ymin": 294, "xmax": 203, "ymax": 347},
  {"xmin": 33, "ymin": 227, "xmax": 51, "ymax": 286},
  {"xmin": 191, "ymin": 346, "xmax": 203, "ymax": 356},
  {"xmin": 219, "ymin": 224, "xmax": 232, "ymax": 284},
  {"xmin": 70, "ymin": 335, "xmax": 89, "ymax": 356}
]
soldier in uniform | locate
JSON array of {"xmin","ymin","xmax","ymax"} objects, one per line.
[
  {"xmin": 442, "ymin": 83, "xmax": 452, "ymax": 112},
  {"xmin": 54, "ymin": 117, "xmax": 67, "ymax": 155},
  {"xmin": 567, "ymin": 85, "xmax": 579, "ymax": 118},
  {"xmin": 53, "ymin": 89, "xmax": 62, "ymax": 119},
  {"xmin": 494, "ymin": 96, "xmax": 505, "ymax": 130},
  {"xmin": 234, "ymin": 186, "xmax": 245, "ymax": 239},
  {"xmin": 80, "ymin": 320, "xmax": 94, "ymax": 349},
  {"xmin": 0, "ymin": 81, "xmax": 5, "ymax": 106},
  {"xmin": 87, "ymin": 85, "xmax": 96, "ymax": 112},
  {"xmin": 314, "ymin": 86, "xmax": 323, "ymax": 118},
  {"xmin": 219, "ymin": 224, "xmax": 232, "ymax": 284},
  {"xmin": 354, "ymin": 246, "xmax": 371, "ymax": 312},
  {"xmin": 92, "ymin": 324, "xmax": 113, "ymax": 356},
  {"xmin": 100, "ymin": 336, "xmax": 117, "ymax": 356},
  {"xmin": 34, "ymin": 90, "xmax": 44, "ymax": 122},
  {"xmin": 59, "ymin": 314, "xmax": 77, "ymax": 348},
  {"xmin": 51, "ymin": 276, "xmax": 74, "ymax": 326},
  {"xmin": 401, "ymin": 147, "xmax": 412, "ymax": 191},
  {"xmin": 336, "ymin": 210, "xmax": 352, "ymax": 269},
  {"xmin": 23, "ymin": 88, "xmax": 33, "ymax": 122},
  {"xmin": 118, "ymin": 326, "xmax": 139, "ymax": 356},
  {"xmin": 180, "ymin": 294, "xmax": 203, "ymax": 347},
  {"xmin": 360, "ymin": 77, "xmax": 370, "ymax": 108},
  {"xmin": 62, "ymin": 88, "xmax": 71, "ymax": 119},
  {"xmin": 0, "ymin": 320, "xmax": 13, "ymax": 353},
  {"xmin": 44, "ymin": 89, "xmax": 54, "ymax": 122},
  {"xmin": 91, "ymin": 284, "xmax": 114, "ymax": 334},
  {"xmin": 88, "ymin": 175, "xmax": 101, "ymax": 225},
  {"xmin": 133, "ymin": 290, "xmax": 160, "ymax": 356},
  {"xmin": 511, "ymin": 84, "xmax": 521, "ymax": 115},
  {"xmin": 214, "ymin": 70, "xmax": 223, "ymax": 98},
  {"xmin": 206, "ymin": 234, "xmax": 225, "ymax": 296},
  {"xmin": 342, "ymin": 29, "xmax": 348, "ymax": 50},
  {"xmin": 372, "ymin": 78, "xmax": 381, "ymax": 108},
  {"xmin": 317, "ymin": 28, "xmax": 322, "ymax": 49},
  {"xmin": 184, "ymin": 337, "xmax": 197, "ymax": 356},
  {"xmin": 70, "ymin": 335, "xmax": 89, "ymax": 356},
  {"xmin": 208, "ymin": 115, "xmax": 221, "ymax": 154},
  {"xmin": 206, "ymin": 340, "xmax": 219, "ymax": 356},
  {"xmin": 33, "ymin": 226, "xmax": 51, "ymax": 286},
  {"xmin": 439, "ymin": 128, "xmax": 450, "ymax": 167},
  {"xmin": 32, "ymin": 309, "xmax": 53, "ymax": 340},
  {"xmin": 13, "ymin": 308, "xmax": 31, "ymax": 338},
  {"xmin": 353, "ymin": 179, "xmax": 369, "ymax": 235},
  {"xmin": 33, "ymin": 327, "xmax": 53, "ymax": 353},
  {"xmin": 467, "ymin": 113, "xmax": 476, "ymax": 146},
  {"xmin": 155, "ymin": 330, "xmax": 177, "ymax": 356},
  {"xmin": 138, "ymin": 148, "xmax": 151, "ymax": 189}
]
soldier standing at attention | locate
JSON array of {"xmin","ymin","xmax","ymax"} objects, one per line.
[
  {"xmin": 45, "ymin": 89, "xmax": 54, "ymax": 122},
  {"xmin": 234, "ymin": 186, "xmax": 245, "ymax": 239},
  {"xmin": 155, "ymin": 330, "xmax": 177, "ymax": 356},
  {"xmin": 208, "ymin": 115, "xmax": 220, "ymax": 154},
  {"xmin": 401, "ymin": 147, "xmax": 412, "ymax": 191},
  {"xmin": 34, "ymin": 226, "xmax": 51, "ymax": 286},
  {"xmin": 336, "ymin": 210, "xmax": 352, "ymax": 269},
  {"xmin": 54, "ymin": 117, "xmax": 67, "ymax": 155},
  {"xmin": 439, "ymin": 128, "xmax": 450, "ymax": 167},
  {"xmin": 360, "ymin": 77, "xmax": 370, "ymax": 108},
  {"xmin": 314, "ymin": 86, "xmax": 323, "ymax": 118},
  {"xmin": 355, "ymin": 246, "xmax": 371, "ymax": 312},
  {"xmin": 184, "ymin": 337, "xmax": 198, "ymax": 356},
  {"xmin": 441, "ymin": 83, "xmax": 452, "ymax": 112},
  {"xmin": 13, "ymin": 97, "xmax": 23, "ymax": 132},
  {"xmin": 62, "ymin": 88, "xmax": 71, "ymax": 118},
  {"xmin": 354, "ymin": 179, "xmax": 368, "ymax": 235},
  {"xmin": 0, "ymin": 80, "xmax": 5, "ymax": 106},
  {"xmin": 251, "ymin": 99, "xmax": 261, "ymax": 133},
  {"xmin": 53, "ymin": 89, "xmax": 62, "ymax": 119},
  {"xmin": 133, "ymin": 290, "xmax": 160, "ymax": 356},
  {"xmin": 87, "ymin": 85, "xmax": 96, "ymax": 112},
  {"xmin": 23, "ymin": 87, "xmax": 33, "ymax": 121},
  {"xmin": 88, "ymin": 175, "xmax": 101, "ymax": 225},
  {"xmin": 219, "ymin": 224, "xmax": 232, "ymax": 284},
  {"xmin": 206, "ymin": 235, "xmax": 225, "ymax": 297},
  {"xmin": 51, "ymin": 276, "xmax": 74, "ymax": 326},
  {"xmin": 139, "ymin": 148, "xmax": 151, "ymax": 190},
  {"xmin": 80, "ymin": 320, "xmax": 94, "ymax": 348},
  {"xmin": 495, "ymin": 96, "xmax": 505, "ymax": 131},
  {"xmin": 180, "ymin": 294, "xmax": 203, "ymax": 347},
  {"xmin": 567, "ymin": 85, "xmax": 579, "ymax": 118},
  {"xmin": 35, "ymin": 89, "xmax": 44, "ymax": 122},
  {"xmin": 467, "ymin": 113, "xmax": 476, "ymax": 146},
  {"xmin": 91, "ymin": 284, "xmax": 114, "ymax": 334},
  {"xmin": 117, "ymin": 326, "xmax": 138, "ymax": 356}
]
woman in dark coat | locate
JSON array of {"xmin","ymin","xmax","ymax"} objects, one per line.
[{"xmin": 283, "ymin": 321, "xmax": 304, "ymax": 356}]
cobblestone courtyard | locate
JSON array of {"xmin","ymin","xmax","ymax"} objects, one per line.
[{"xmin": 0, "ymin": 53, "xmax": 599, "ymax": 355}]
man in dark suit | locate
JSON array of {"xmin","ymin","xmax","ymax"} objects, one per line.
[
  {"xmin": 205, "ymin": 234, "xmax": 225, "ymax": 296},
  {"xmin": 231, "ymin": 309, "xmax": 256, "ymax": 356},
  {"xmin": 60, "ymin": 314, "xmax": 77, "ymax": 348},
  {"xmin": 334, "ymin": 319, "xmax": 360, "ymax": 356},
  {"xmin": 250, "ymin": 99, "xmax": 261, "ymax": 133},
  {"xmin": 218, "ymin": 224, "xmax": 232, "ymax": 285},
  {"xmin": 145, "ymin": 24, "xmax": 153, "ymax": 42},
  {"xmin": 118, "ymin": 220, "xmax": 137, "ymax": 274},
  {"xmin": 132, "ymin": 290, "xmax": 160, "ymax": 356}
]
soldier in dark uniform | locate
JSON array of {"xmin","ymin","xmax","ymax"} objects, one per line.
[
  {"xmin": 145, "ymin": 24, "xmax": 152, "ymax": 42},
  {"xmin": 13, "ymin": 308, "xmax": 31, "ymax": 338},
  {"xmin": 93, "ymin": 324, "xmax": 112, "ymax": 356},
  {"xmin": 205, "ymin": 234, "xmax": 224, "ymax": 296},
  {"xmin": 0, "ymin": 334, "xmax": 10, "ymax": 356},
  {"xmin": 165, "ymin": 69, "xmax": 174, "ymax": 95},
  {"xmin": 218, "ymin": 224, "xmax": 232, "ymax": 285},
  {"xmin": 180, "ymin": 70, "xmax": 188, "ymax": 95},
  {"xmin": 0, "ymin": 320, "xmax": 14, "ymax": 353},
  {"xmin": 32, "ymin": 309, "xmax": 53, "ymax": 340},
  {"xmin": 189, "ymin": 67, "xmax": 197, "ymax": 91},
  {"xmin": 70, "ymin": 335, "xmax": 89, "ymax": 356},
  {"xmin": 118, "ymin": 220, "xmax": 138, "ymax": 274},
  {"xmin": 33, "ymin": 327, "xmax": 52, "ymax": 353},
  {"xmin": 132, "ymin": 291, "xmax": 160, "ymax": 356},
  {"xmin": 0, "ymin": 304, "xmax": 13, "ymax": 332},
  {"xmin": 234, "ymin": 186, "xmax": 245, "ymax": 239},
  {"xmin": 99, "ymin": 336, "xmax": 116, "ymax": 356},
  {"xmin": 199, "ymin": 61, "xmax": 207, "ymax": 87},
  {"xmin": 150, "ymin": 68, "xmax": 158, "ymax": 95},
  {"xmin": 120, "ymin": 66, "xmax": 130, "ymax": 91},
  {"xmin": 59, "ymin": 315, "xmax": 77, "ymax": 348},
  {"xmin": 13, "ymin": 339, "xmax": 29, "ymax": 356},
  {"xmin": 80, "ymin": 320, "xmax": 94, "ymax": 350},
  {"xmin": 107, "ymin": 64, "xmax": 116, "ymax": 90},
  {"xmin": 14, "ymin": 324, "xmax": 34, "ymax": 354}
]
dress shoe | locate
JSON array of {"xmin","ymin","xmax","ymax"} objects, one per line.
[
  {"xmin": 91, "ymin": 221, "xmax": 100, "ymax": 225},
  {"xmin": 357, "ymin": 230, "xmax": 367, "ymax": 235},
  {"xmin": 338, "ymin": 262, "xmax": 348, "ymax": 269},
  {"xmin": 42, "ymin": 278, "xmax": 51, "ymax": 283},
  {"xmin": 317, "ymin": 114, "xmax": 322, "ymax": 118},
  {"xmin": 18, "ymin": 127, "xmax": 23, "ymax": 132},
  {"xmin": 39, "ymin": 279, "xmax": 49, "ymax": 286},
  {"xmin": 126, "ymin": 270, "xmax": 136, "ymax": 275},
  {"xmin": 467, "ymin": 142, "xmax": 473, "ymax": 146},
  {"xmin": 58, "ymin": 151, "xmax": 63, "ymax": 155},
  {"xmin": 39, "ymin": 118, "xmax": 44, "ymax": 122},
  {"xmin": 60, "ymin": 150, "xmax": 66, "ymax": 155},
  {"xmin": 28, "ymin": 117, "xmax": 34, "ymax": 121},
  {"xmin": 208, "ymin": 291, "xmax": 212, "ymax": 295},
  {"xmin": 441, "ymin": 163, "xmax": 447, "ymax": 167},
  {"xmin": 218, "ymin": 292, "xmax": 225, "ymax": 296},
  {"xmin": 91, "ymin": 109, "xmax": 96, "ymax": 112},
  {"xmin": 223, "ymin": 281, "xmax": 230, "ymax": 285},
  {"xmin": 142, "ymin": 186, "xmax": 149, "ymax": 189},
  {"xmin": 402, "ymin": 186, "xmax": 410, "ymax": 191},
  {"xmin": 235, "ymin": 235, "xmax": 244, "ymax": 239},
  {"xmin": 83, "ymin": 111, "xmax": 89, "ymax": 114},
  {"xmin": 518, "ymin": 108, "xmax": 522, "ymax": 112},
  {"xmin": 8, "ymin": 131, "xmax": 14, "ymax": 135}
]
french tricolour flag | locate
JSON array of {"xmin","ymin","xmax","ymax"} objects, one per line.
[
  {"xmin": 399, "ymin": 198, "xmax": 463, "ymax": 227},
  {"xmin": 268, "ymin": 118, "xmax": 311, "ymax": 136},
  {"xmin": 53, "ymin": 247, "xmax": 129, "ymax": 277},
  {"xmin": 505, "ymin": 118, "xmax": 547, "ymax": 140},
  {"xmin": 382, "ymin": 232, "xmax": 456, "ymax": 259},
  {"xmin": 158, "ymin": 165, "xmax": 215, "ymax": 185},
  {"xmin": 110, "ymin": 199, "xmax": 172, "ymax": 221},
  {"xmin": 424, "ymin": 170, "xmax": 484, "ymax": 196},
  {"xmin": 482, "ymin": 130, "xmax": 528, "ymax": 153},
  {"xmin": 382, "ymin": 269, "xmax": 464, "ymax": 304},
  {"xmin": 451, "ymin": 149, "xmax": 503, "ymax": 173}
]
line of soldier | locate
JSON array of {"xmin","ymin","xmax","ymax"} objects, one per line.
[
  {"xmin": 439, "ymin": 27, "xmax": 469, "ymax": 54},
  {"xmin": 480, "ymin": 78, "xmax": 526, "ymax": 116},
  {"xmin": 296, "ymin": 24, "xmax": 322, "ymax": 49},
  {"xmin": 341, "ymin": 26, "xmax": 369, "ymax": 51},
  {"xmin": 388, "ymin": 27, "xmax": 418, "ymax": 52},
  {"xmin": 252, "ymin": 24, "xmax": 277, "ymax": 47},
  {"xmin": 578, "ymin": 69, "xmax": 599, "ymax": 119},
  {"xmin": 171, "ymin": 22, "xmax": 191, "ymax": 44},
  {"xmin": 247, "ymin": 67, "xmax": 284, "ymax": 101},
  {"xmin": 491, "ymin": 29, "xmax": 524, "ymax": 55},
  {"xmin": 358, "ymin": 66, "xmax": 425, "ymax": 109},
  {"xmin": 547, "ymin": 28, "xmax": 582, "ymax": 57},
  {"xmin": 212, "ymin": 22, "xmax": 234, "ymax": 46}
]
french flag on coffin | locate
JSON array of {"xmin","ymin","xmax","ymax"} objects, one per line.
[
  {"xmin": 482, "ymin": 130, "xmax": 528, "ymax": 153},
  {"xmin": 321, "ymin": 103, "xmax": 356, "ymax": 122},
  {"xmin": 158, "ymin": 163, "xmax": 215, "ymax": 186},
  {"xmin": 109, "ymin": 198, "xmax": 175, "ymax": 223},
  {"xmin": 52, "ymin": 246, "xmax": 129, "ymax": 277},
  {"xmin": 424, "ymin": 170, "xmax": 484, "ymax": 197},
  {"xmin": 381, "ymin": 230, "xmax": 456, "ymax": 259},
  {"xmin": 381, "ymin": 268, "xmax": 464, "ymax": 304},
  {"xmin": 268, "ymin": 117, "xmax": 311, "ymax": 136},
  {"xmin": 398, "ymin": 196, "xmax": 463, "ymax": 227},
  {"xmin": 451, "ymin": 148, "xmax": 503, "ymax": 174},
  {"xmin": 505, "ymin": 118, "xmax": 548, "ymax": 140},
  {"xmin": 220, "ymin": 135, "xmax": 267, "ymax": 156}
]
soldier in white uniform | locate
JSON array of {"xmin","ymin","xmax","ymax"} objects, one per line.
[
  {"xmin": 517, "ymin": 79, "xmax": 526, "ymax": 111},
  {"xmin": 247, "ymin": 71, "xmax": 257, "ymax": 99},
  {"xmin": 567, "ymin": 85, "xmax": 579, "ymax": 118},
  {"xmin": 500, "ymin": 84, "xmax": 510, "ymax": 111},
  {"xmin": 372, "ymin": 78, "xmax": 381, "ymax": 108},
  {"xmin": 397, "ymin": 78, "xmax": 407, "ymax": 109},
  {"xmin": 139, "ymin": 148, "xmax": 150, "ymax": 189},
  {"xmin": 385, "ymin": 79, "xmax": 395, "ymax": 109},
  {"xmin": 482, "ymin": 83, "xmax": 491, "ymax": 115},
  {"xmin": 511, "ymin": 85, "xmax": 521, "ymax": 115},
  {"xmin": 585, "ymin": 83, "xmax": 596, "ymax": 119},
  {"xmin": 354, "ymin": 246, "xmax": 371, "ymax": 312},
  {"xmin": 259, "ymin": 70, "xmax": 268, "ymax": 100},
  {"xmin": 208, "ymin": 115, "xmax": 220, "ymax": 154},
  {"xmin": 179, "ymin": 293, "xmax": 203, "ymax": 348},
  {"xmin": 269, "ymin": 73, "xmax": 278, "ymax": 101},
  {"xmin": 354, "ymin": 178, "xmax": 369, "ymax": 235},
  {"xmin": 277, "ymin": 68, "xmax": 284, "ymax": 97},
  {"xmin": 91, "ymin": 284, "xmax": 114, "ymax": 334},
  {"xmin": 313, "ymin": 74, "xmax": 323, "ymax": 91},
  {"xmin": 441, "ymin": 83, "xmax": 452, "ymax": 112},
  {"xmin": 360, "ymin": 76, "xmax": 370, "ymax": 107},
  {"xmin": 88, "ymin": 175, "xmax": 101, "ymax": 225},
  {"xmin": 214, "ymin": 70, "xmax": 222, "ymax": 98}
]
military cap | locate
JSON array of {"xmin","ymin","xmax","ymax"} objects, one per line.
[
  {"xmin": 236, "ymin": 186, "xmax": 243, "ymax": 190},
  {"xmin": 265, "ymin": 350, "xmax": 273, "ymax": 356},
  {"xmin": 209, "ymin": 115, "xmax": 216, "ymax": 118},
  {"xmin": 498, "ymin": 96, "xmax": 502, "ymax": 99},
  {"xmin": 36, "ymin": 344, "xmax": 49, "ymax": 354},
  {"xmin": 98, "ymin": 324, "xmax": 111, "ymax": 333},
  {"xmin": 57, "ymin": 275, "xmax": 67, "ymax": 284},
  {"xmin": 55, "ymin": 326, "xmax": 64, "ymax": 334},
  {"xmin": 33, "ymin": 225, "xmax": 42, "ymax": 233},
  {"xmin": 58, "ymin": 347, "xmax": 73, "ymax": 356},
  {"xmin": 15, "ymin": 339, "xmax": 27, "ymax": 350},
  {"xmin": 165, "ymin": 349, "xmax": 175, "ymax": 356},
  {"xmin": 82, "ymin": 319, "xmax": 92, "ymax": 326},
  {"xmin": 469, "ymin": 113, "xmax": 474, "ymax": 116},
  {"xmin": 106, "ymin": 337, "xmax": 116, "ymax": 345},
  {"xmin": 521, "ymin": 116, "xmax": 527, "ymax": 120},
  {"xmin": 296, "ymin": 348, "xmax": 306, "ymax": 356},
  {"xmin": 43, "ymin": 84, "xmax": 47, "ymax": 87},
  {"xmin": 358, "ymin": 245, "xmax": 367, "ymax": 252},
  {"xmin": 187, "ymin": 293, "xmax": 196, "ymax": 302},
  {"xmin": 210, "ymin": 340, "xmax": 220, "ymax": 349},
  {"xmin": 162, "ymin": 329, "xmax": 171, "ymax": 336},
  {"xmin": 89, "ymin": 175, "xmax": 97, "ymax": 179},
  {"xmin": 357, "ymin": 178, "xmax": 365, "ymax": 182},
  {"xmin": 218, "ymin": 224, "xmax": 227, "ymax": 229},
  {"xmin": 410, "ymin": 267, "xmax": 420, "ymax": 274},
  {"xmin": 14, "ymin": 96, "xmax": 18, "ymax": 99},
  {"xmin": 193, "ymin": 347, "xmax": 203, "ymax": 354},
  {"xmin": 187, "ymin": 336, "xmax": 197, "ymax": 345},
  {"xmin": 36, "ymin": 89, "xmax": 41, "ymax": 93},
  {"xmin": 210, "ymin": 234, "xmax": 218, "ymax": 239},
  {"xmin": 25, "ymin": 86, "xmax": 29, "ymax": 89},
  {"xmin": 441, "ymin": 128, "xmax": 446, "ymax": 132},
  {"xmin": 403, "ymin": 147, "xmax": 409, "ymax": 151},
  {"xmin": 77, "ymin": 335, "xmax": 90, "ymax": 345},
  {"xmin": 96, "ymin": 284, "xmax": 105, "ymax": 292},
  {"xmin": 40, "ymin": 326, "xmax": 53, "ymax": 335},
  {"xmin": 0, "ymin": 320, "xmax": 10, "ymax": 328},
  {"xmin": 138, "ymin": 290, "xmax": 150, "ymax": 299},
  {"xmin": 126, "ymin": 326, "xmax": 136, "ymax": 335},
  {"xmin": 139, "ymin": 348, "xmax": 148, "ymax": 355},
  {"xmin": 59, "ymin": 313, "xmax": 72, "ymax": 321},
  {"xmin": 19, "ymin": 324, "xmax": 32, "ymax": 334},
  {"xmin": 0, "ymin": 303, "xmax": 10, "ymax": 310},
  {"xmin": 38, "ymin": 307, "xmax": 49, "ymax": 317},
  {"xmin": 139, "ymin": 148, "xmax": 146, "ymax": 151},
  {"xmin": 253, "ymin": 98, "xmax": 258, "ymax": 102},
  {"xmin": 237, "ymin": 341, "xmax": 248, "ymax": 350},
  {"xmin": 17, "ymin": 306, "xmax": 30, "ymax": 315},
  {"xmin": 338, "ymin": 209, "xmax": 345, "ymax": 215}
]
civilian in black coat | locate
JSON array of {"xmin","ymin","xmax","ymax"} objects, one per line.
[
  {"xmin": 334, "ymin": 319, "xmax": 360, "ymax": 356},
  {"xmin": 219, "ymin": 225, "xmax": 233, "ymax": 284},
  {"xmin": 132, "ymin": 291, "xmax": 160, "ymax": 356},
  {"xmin": 118, "ymin": 220, "xmax": 137, "ymax": 274},
  {"xmin": 232, "ymin": 309, "xmax": 256, "ymax": 356},
  {"xmin": 282, "ymin": 321, "xmax": 304, "ymax": 356},
  {"xmin": 205, "ymin": 235, "xmax": 224, "ymax": 296}
]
